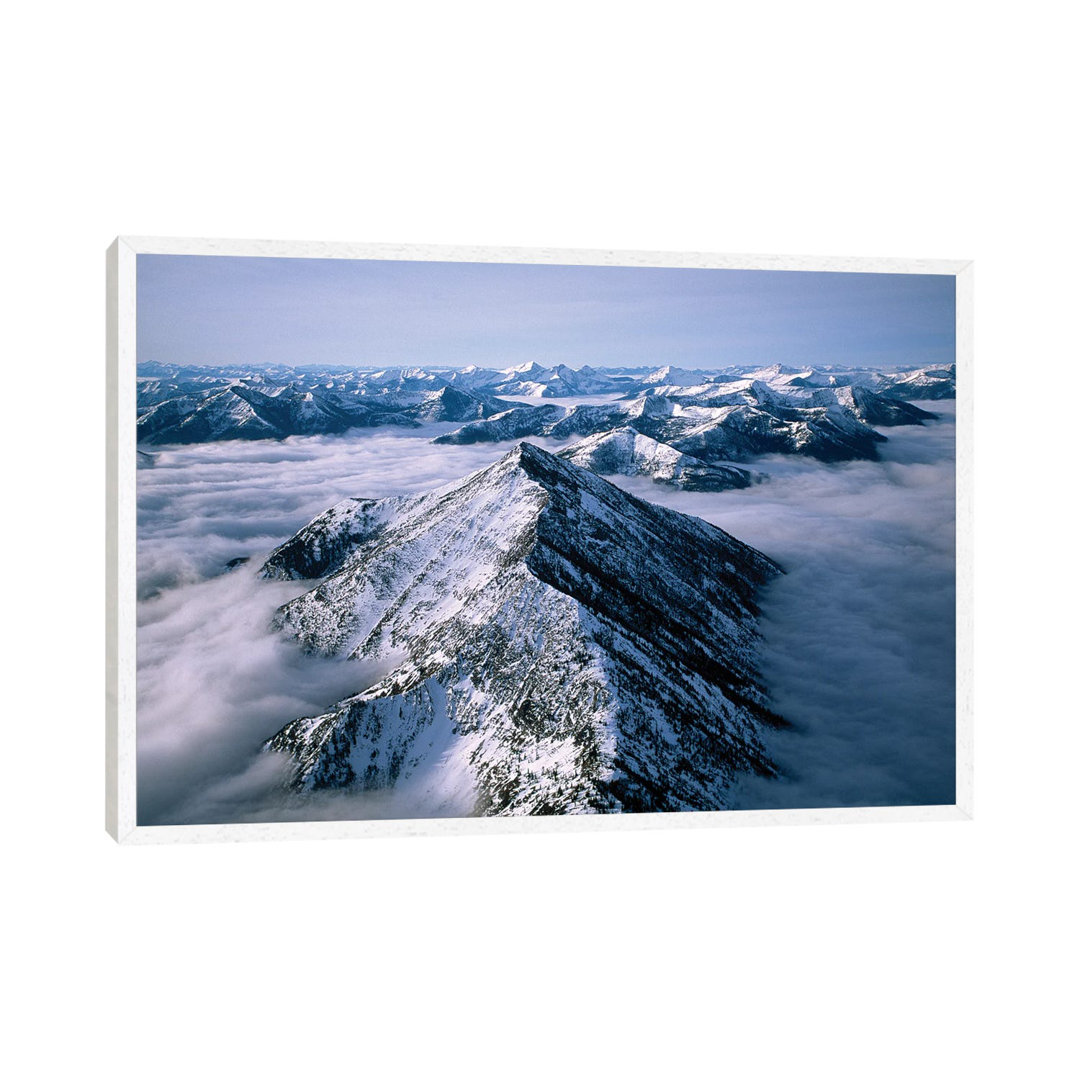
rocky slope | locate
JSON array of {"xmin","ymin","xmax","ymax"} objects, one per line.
[
  {"xmin": 137, "ymin": 376, "xmax": 512, "ymax": 444},
  {"xmin": 876, "ymin": 365, "xmax": 956, "ymax": 400},
  {"xmin": 555, "ymin": 427, "xmax": 754, "ymax": 491},
  {"xmin": 435, "ymin": 384, "xmax": 889, "ymax": 463},
  {"xmin": 259, "ymin": 443, "xmax": 784, "ymax": 816},
  {"xmin": 833, "ymin": 385, "xmax": 937, "ymax": 426}
]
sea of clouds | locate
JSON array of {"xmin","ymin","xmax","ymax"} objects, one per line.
[
  {"xmin": 582, "ymin": 404, "xmax": 957, "ymax": 810},
  {"xmin": 136, "ymin": 424, "xmax": 516, "ymax": 824},
  {"xmin": 136, "ymin": 402, "xmax": 955, "ymax": 824}
]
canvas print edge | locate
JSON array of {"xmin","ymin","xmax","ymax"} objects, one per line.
[{"xmin": 106, "ymin": 237, "xmax": 973, "ymax": 844}]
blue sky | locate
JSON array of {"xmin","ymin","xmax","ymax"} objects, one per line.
[{"xmin": 137, "ymin": 254, "xmax": 955, "ymax": 370}]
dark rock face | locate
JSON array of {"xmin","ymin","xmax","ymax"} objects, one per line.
[
  {"xmin": 877, "ymin": 365, "xmax": 956, "ymax": 401},
  {"xmin": 431, "ymin": 403, "xmax": 568, "ymax": 445},
  {"xmin": 844, "ymin": 386, "xmax": 937, "ymax": 426},
  {"xmin": 658, "ymin": 401, "xmax": 887, "ymax": 464},
  {"xmin": 262, "ymin": 496, "xmax": 412, "ymax": 581},
  {"xmin": 259, "ymin": 443, "xmax": 784, "ymax": 816}
]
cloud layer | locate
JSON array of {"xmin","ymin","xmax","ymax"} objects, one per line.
[
  {"xmin": 585, "ymin": 404, "xmax": 956, "ymax": 809},
  {"xmin": 136, "ymin": 425, "xmax": 517, "ymax": 824},
  {"xmin": 136, "ymin": 404, "xmax": 955, "ymax": 822}
]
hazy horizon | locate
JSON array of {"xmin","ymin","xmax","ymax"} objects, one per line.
[
  {"xmin": 136, "ymin": 357, "xmax": 944, "ymax": 375},
  {"xmin": 137, "ymin": 254, "xmax": 956, "ymax": 372}
]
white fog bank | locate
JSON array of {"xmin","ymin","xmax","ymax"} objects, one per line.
[{"xmin": 584, "ymin": 402, "xmax": 956, "ymax": 809}]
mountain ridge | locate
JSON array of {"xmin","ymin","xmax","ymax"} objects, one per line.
[{"xmin": 259, "ymin": 442, "xmax": 785, "ymax": 815}]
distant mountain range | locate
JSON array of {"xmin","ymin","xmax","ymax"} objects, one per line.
[
  {"xmin": 136, "ymin": 360, "xmax": 952, "ymax": 468},
  {"xmin": 556, "ymin": 428, "xmax": 756, "ymax": 492},
  {"xmin": 260, "ymin": 443, "xmax": 785, "ymax": 814},
  {"xmin": 136, "ymin": 369, "xmax": 517, "ymax": 444}
]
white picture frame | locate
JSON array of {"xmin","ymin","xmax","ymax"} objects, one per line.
[{"xmin": 106, "ymin": 236, "xmax": 973, "ymax": 844}]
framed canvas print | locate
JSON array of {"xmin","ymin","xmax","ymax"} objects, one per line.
[{"xmin": 106, "ymin": 238, "xmax": 972, "ymax": 843}]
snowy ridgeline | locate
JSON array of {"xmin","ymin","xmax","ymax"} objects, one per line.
[
  {"xmin": 256, "ymin": 443, "xmax": 785, "ymax": 816},
  {"xmin": 136, "ymin": 360, "xmax": 955, "ymax": 464}
]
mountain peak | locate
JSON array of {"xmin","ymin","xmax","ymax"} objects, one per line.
[
  {"xmin": 259, "ymin": 449, "xmax": 783, "ymax": 815},
  {"xmin": 557, "ymin": 427, "xmax": 754, "ymax": 492}
]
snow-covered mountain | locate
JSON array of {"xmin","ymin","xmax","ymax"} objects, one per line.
[
  {"xmin": 432, "ymin": 401, "xmax": 627, "ymax": 445},
  {"xmin": 259, "ymin": 443, "xmax": 784, "ymax": 815},
  {"xmin": 137, "ymin": 378, "xmax": 512, "ymax": 444},
  {"xmin": 831, "ymin": 385, "xmax": 937, "ymax": 425},
  {"xmin": 445, "ymin": 361, "xmax": 638, "ymax": 397},
  {"xmin": 781, "ymin": 363, "xmax": 956, "ymax": 399},
  {"xmin": 555, "ymin": 427, "xmax": 754, "ymax": 491},
  {"xmin": 434, "ymin": 382, "xmax": 893, "ymax": 463},
  {"xmin": 876, "ymin": 365, "xmax": 956, "ymax": 400},
  {"xmin": 628, "ymin": 378, "xmax": 933, "ymax": 423},
  {"xmin": 639, "ymin": 365, "xmax": 721, "ymax": 386},
  {"xmin": 135, "ymin": 360, "xmax": 952, "ymax": 449}
]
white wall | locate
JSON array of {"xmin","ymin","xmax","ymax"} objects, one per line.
[{"xmin": 5, "ymin": 3, "xmax": 1074, "ymax": 1077}]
